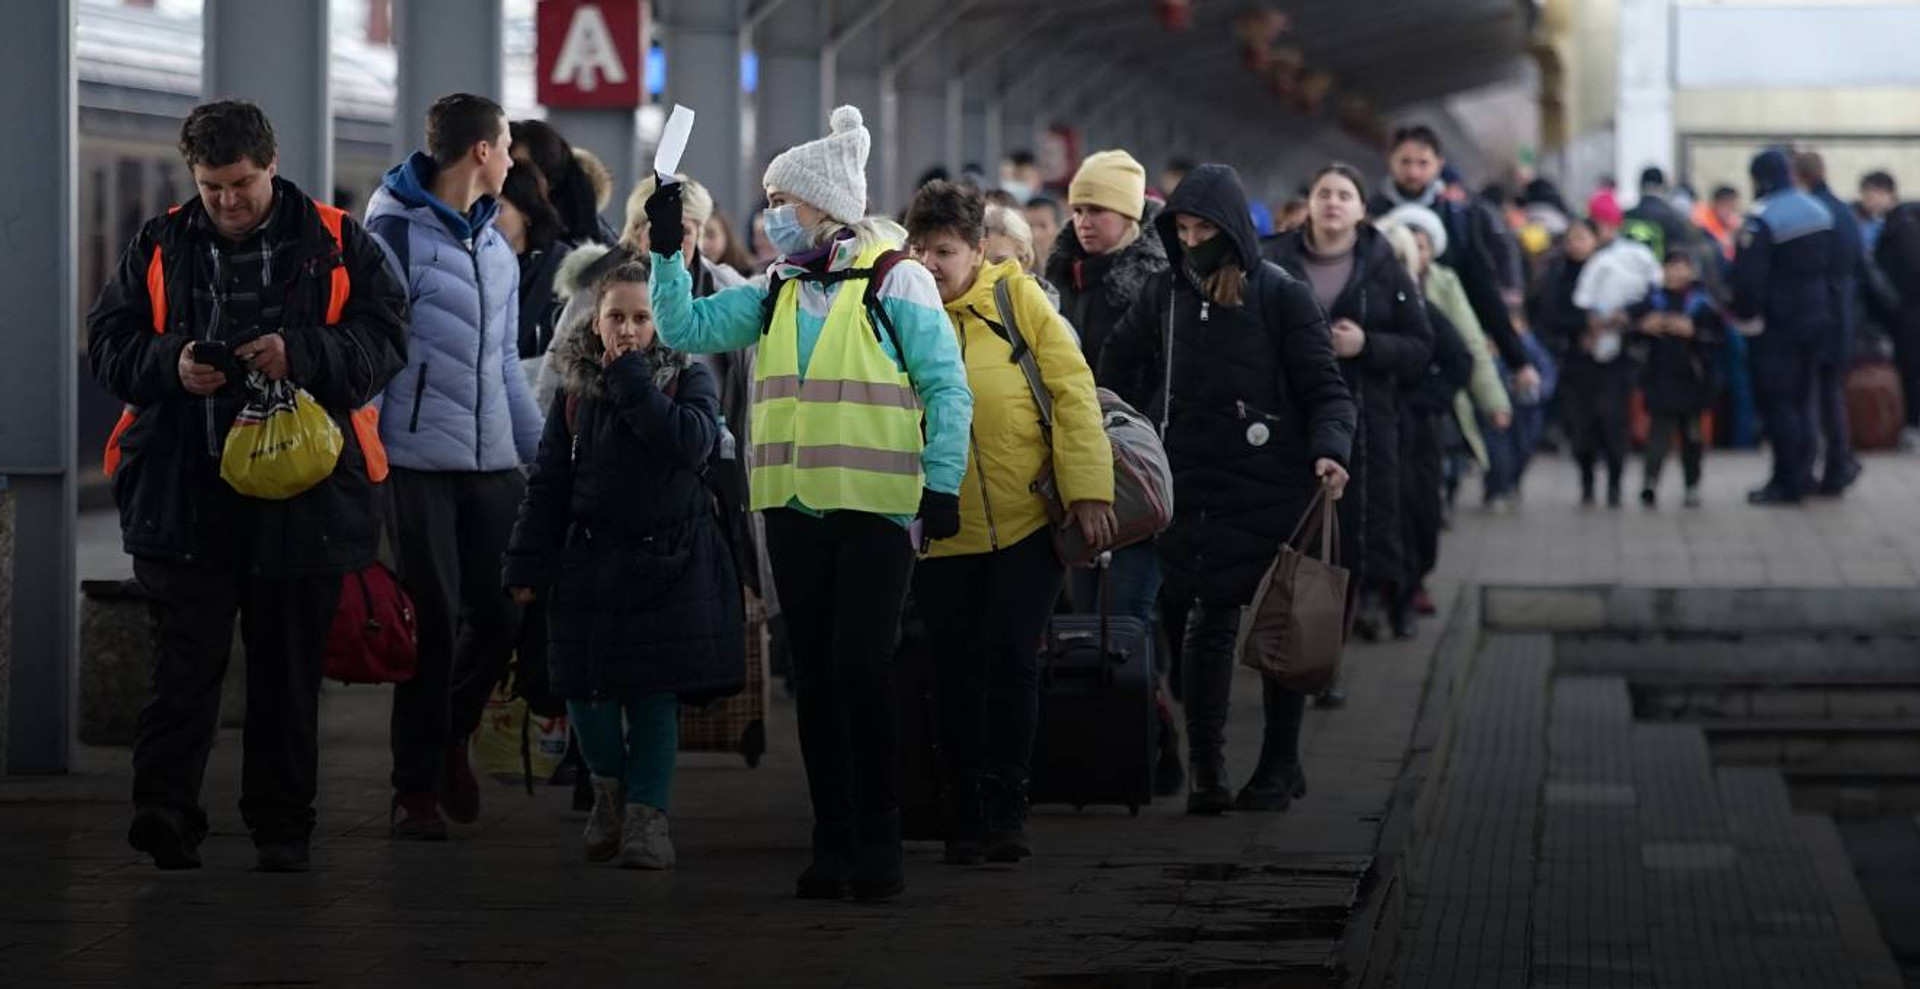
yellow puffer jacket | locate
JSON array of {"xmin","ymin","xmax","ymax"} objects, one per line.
[{"xmin": 929, "ymin": 259, "xmax": 1113, "ymax": 558}]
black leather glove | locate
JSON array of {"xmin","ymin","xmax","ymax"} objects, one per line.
[
  {"xmin": 644, "ymin": 180, "xmax": 685, "ymax": 257},
  {"xmin": 917, "ymin": 488, "xmax": 961, "ymax": 542}
]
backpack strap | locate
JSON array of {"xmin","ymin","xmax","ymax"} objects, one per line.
[
  {"xmin": 986, "ymin": 277, "xmax": 1054, "ymax": 440},
  {"xmin": 758, "ymin": 249, "xmax": 910, "ymax": 370}
]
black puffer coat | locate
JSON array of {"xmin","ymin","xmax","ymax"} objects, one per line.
[
  {"xmin": 1046, "ymin": 200, "xmax": 1170, "ymax": 367},
  {"xmin": 1098, "ymin": 164, "xmax": 1355, "ymax": 605},
  {"xmin": 502, "ymin": 326, "xmax": 745, "ymax": 701},
  {"xmin": 1267, "ymin": 225, "xmax": 1432, "ymax": 591},
  {"xmin": 86, "ymin": 178, "xmax": 408, "ymax": 576}
]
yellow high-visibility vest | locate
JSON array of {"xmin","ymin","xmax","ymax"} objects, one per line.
[{"xmin": 749, "ymin": 244, "xmax": 925, "ymax": 515}]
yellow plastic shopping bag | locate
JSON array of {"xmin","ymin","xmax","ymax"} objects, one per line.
[
  {"xmin": 219, "ymin": 380, "xmax": 343, "ymax": 499},
  {"xmin": 474, "ymin": 683, "xmax": 570, "ymax": 792}
]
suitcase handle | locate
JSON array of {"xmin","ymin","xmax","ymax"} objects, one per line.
[{"xmin": 1040, "ymin": 657, "xmax": 1118, "ymax": 690}]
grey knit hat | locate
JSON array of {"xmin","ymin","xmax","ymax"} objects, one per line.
[{"xmin": 762, "ymin": 105, "xmax": 870, "ymax": 226}]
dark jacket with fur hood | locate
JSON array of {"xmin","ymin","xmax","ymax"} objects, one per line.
[
  {"xmin": 1046, "ymin": 200, "xmax": 1170, "ymax": 367},
  {"xmin": 502, "ymin": 323, "xmax": 744, "ymax": 701},
  {"xmin": 1098, "ymin": 164, "xmax": 1356, "ymax": 605}
]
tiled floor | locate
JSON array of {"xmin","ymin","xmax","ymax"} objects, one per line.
[{"xmin": 5, "ymin": 450, "xmax": 1915, "ymax": 987}]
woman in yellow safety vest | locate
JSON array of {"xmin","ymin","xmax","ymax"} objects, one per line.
[{"xmin": 644, "ymin": 106, "xmax": 973, "ymax": 904}]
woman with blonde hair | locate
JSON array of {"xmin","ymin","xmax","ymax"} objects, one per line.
[{"xmin": 644, "ymin": 106, "xmax": 973, "ymax": 903}]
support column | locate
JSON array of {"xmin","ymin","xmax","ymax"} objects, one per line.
[
  {"xmin": 1615, "ymin": 0, "xmax": 1673, "ymax": 209},
  {"xmin": 891, "ymin": 33, "xmax": 952, "ymax": 206},
  {"xmin": 662, "ymin": 0, "xmax": 749, "ymax": 218},
  {"xmin": 834, "ymin": 13, "xmax": 888, "ymax": 214},
  {"xmin": 205, "ymin": 0, "xmax": 332, "ymax": 200},
  {"xmin": 394, "ymin": 0, "xmax": 504, "ymax": 160},
  {"xmin": 0, "ymin": 0, "xmax": 76, "ymax": 774},
  {"xmin": 755, "ymin": 0, "xmax": 827, "ymax": 181}
]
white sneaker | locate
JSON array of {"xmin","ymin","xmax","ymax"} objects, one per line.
[
  {"xmin": 583, "ymin": 777, "xmax": 623, "ymax": 862},
  {"xmin": 620, "ymin": 804, "xmax": 676, "ymax": 870},
  {"xmin": 1900, "ymin": 426, "xmax": 1920, "ymax": 452}
]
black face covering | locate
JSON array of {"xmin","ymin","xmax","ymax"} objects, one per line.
[{"xmin": 1184, "ymin": 233, "xmax": 1234, "ymax": 277}]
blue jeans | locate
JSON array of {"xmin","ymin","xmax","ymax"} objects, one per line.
[
  {"xmin": 566, "ymin": 694, "xmax": 680, "ymax": 811},
  {"xmin": 1068, "ymin": 542, "xmax": 1163, "ymax": 631}
]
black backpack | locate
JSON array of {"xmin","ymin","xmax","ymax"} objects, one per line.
[{"xmin": 759, "ymin": 249, "xmax": 912, "ymax": 367}]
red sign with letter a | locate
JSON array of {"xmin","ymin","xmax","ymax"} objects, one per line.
[{"xmin": 536, "ymin": 0, "xmax": 647, "ymax": 109}]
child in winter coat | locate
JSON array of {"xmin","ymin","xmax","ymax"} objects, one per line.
[
  {"xmin": 1627, "ymin": 251, "xmax": 1723, "ymax": 507},
  {"xmin": 503, "ymin": 260, "xmax": 746, "ymax": 869}
]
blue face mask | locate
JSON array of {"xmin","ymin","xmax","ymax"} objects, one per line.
[{"xmin": 762, "ymin": 204, "xmax": 816, "ymax": 258}]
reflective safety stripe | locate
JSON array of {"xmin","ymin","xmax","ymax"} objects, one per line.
[
  {"xmin": 752, "ymin": 442, "xmax": 922, "ymax": 475},
  {"xmin": 753, "ymin": 375, "xmax": 921, "ymax": 410},
  {"xmin": 748, "ymin": 241, "xmax": 926, "ymax": 515}
]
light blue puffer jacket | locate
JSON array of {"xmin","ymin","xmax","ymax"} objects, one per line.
[{"xmin": 365, "ymin": 153, "xmax": 544, "ymax": 471}]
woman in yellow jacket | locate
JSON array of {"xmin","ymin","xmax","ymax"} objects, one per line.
[{"xmin": 903, "ymin": 181, "xmax": 1115, "ymax": 866}]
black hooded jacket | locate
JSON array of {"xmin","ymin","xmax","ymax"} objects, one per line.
[
  {"xmin": 1266, "ymin": 223, "xmax": 1432, "ymax": 590},
  {"xmin": 1097, "ymin": 164, "xmax": 1355, "ymax": 605},
  {"xmin": 1045, "ymin": 200, "xmax": 1170, "ymax": 368}
]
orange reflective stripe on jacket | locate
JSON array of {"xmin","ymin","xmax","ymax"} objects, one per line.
[{"xmin": 103, "ymin": 201, "xmax": 389, "ymax": 483}]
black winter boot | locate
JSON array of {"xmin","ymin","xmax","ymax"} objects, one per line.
[
  {"xmin": 852, "ymin": 812, "xmax": 906, "ymax": 902},
  {"xmin": 1186, "ymin": 760, "xmax": 1234, "ymax": 816},
  {"xmin": 943, "ymin": 778, "xmax": 985, "ymax": 866},
  {"xmin": 1235, "ymin": 761, "xmax": 1309, "ymax": 812},
  {"xmin": 981, "ymin": 774, "xmax": 1033, "ymax": 863},
  {"xmin": 796, "ymin": 821, "xmax": 854, "ymax": 900}
]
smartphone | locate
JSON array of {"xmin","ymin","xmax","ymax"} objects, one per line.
[{"xmin": 191, "ymin": 339, "xmax": 241, "ymax": 379}]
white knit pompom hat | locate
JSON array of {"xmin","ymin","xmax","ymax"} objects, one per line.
[{"xmin": 762, "ymin": 105, "xmax": 871, "ymax": 226}]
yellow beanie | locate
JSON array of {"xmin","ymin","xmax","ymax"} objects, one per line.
[{"xmin": 1069, "ymin": 150, "xmax": 1146, "ymax": 221}]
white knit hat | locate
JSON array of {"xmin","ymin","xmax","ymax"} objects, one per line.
[
  {"xmin": 1382, "ymin": 203, "xmax": 1448, "ymax": 258},
  {"xmin": 762, "ymin": 105, "xmax": 871, "ymax": 226}
]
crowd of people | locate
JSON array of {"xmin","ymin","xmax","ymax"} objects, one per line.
[{"xmin": 88, "ymin": 92, "xmax": 1917, "ymax": 899}]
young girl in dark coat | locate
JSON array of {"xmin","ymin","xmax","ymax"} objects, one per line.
[
  {"xmin": 503, "ymin": 260, "xmax": 745, "ymax": 870},
  {"xmin": 1266, "ymin": 164, "xmax": 1433, "ymax": 683},
  {"xmin": 1627, "ymin": 251, "xmax": 1723, "ymax": 507}
]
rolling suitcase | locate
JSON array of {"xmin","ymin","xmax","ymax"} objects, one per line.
[
  {"xmin": 678, "ymin": 596, "xmax": 771, "ymax": 767},
  {"xmin": 1030, "ymin": 557, "xmax": 1156, "ymax": 815}
]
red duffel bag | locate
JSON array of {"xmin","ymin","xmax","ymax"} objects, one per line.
[
  {"xmin": 1847, "ymin": 359, "xmax": 1905, "ymax": 451},
  {"xmin": 324, "ymin": 562, "xmax": 418, "ymax": 684}
]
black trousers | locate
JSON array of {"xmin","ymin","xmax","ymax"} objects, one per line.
[
  {"xmin": 131, "ymin": 556, "xmax": 341, "ymax": 845},
  {"xmin": 1752, "ymin": 336, "xmax": 1819, "ymax": 498},
  {"xmin": 764, "ymin": 508, "xmax": 917, "ymax": 842},
  {"xmin": 1179, "ymin": 601, "xmax": 1306, "ymax": 782},
  {"xmin": 911, "ymin": 530, "xmax": 1064, "ymax": 789},
  {"xmin": 1400, "ymin": 410, "xmax": 1446, "ymax": 594},
  {"xmin": 388, "ymin": 468, "xmax": 525, "ymax": 795},
  {"xmin": 1644, "ymin": 412, "xmax": 1705, "ymax": 490},
  {"xmin": 1563, "ymin": 363, "xmax": 1631, "ymax": 489},
  {"xmin": 1808, "ymin": 362, "xmax": 1854, "ymax": 482}
]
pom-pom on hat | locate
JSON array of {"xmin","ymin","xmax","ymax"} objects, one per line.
[{"xmin": 762, "ymin": 105, "xmax": 871, "ymax": 226}]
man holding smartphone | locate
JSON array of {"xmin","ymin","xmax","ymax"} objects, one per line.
[{"xmin": 87, "ymin": 99, "xmax": 408, "ymax": 873}]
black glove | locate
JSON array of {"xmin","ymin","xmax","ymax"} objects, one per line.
[
  {"xmin": 644, "ymin": 181, "xmax": 685, "ymax": 257},
  {"xmin": 917, "ymin": 488, "xmax": 961, "ymax": 542}
]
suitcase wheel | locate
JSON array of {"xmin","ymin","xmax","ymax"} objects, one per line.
[
  {"xmin": 1129, "ymin": 805, "xmax": 1140, "ymax": 817},
  {"xmin": 1075, "ymin": 803, "xmax": 1086, "ymax": 813}
]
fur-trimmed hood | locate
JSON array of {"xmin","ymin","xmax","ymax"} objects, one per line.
[
  {"xmin": 547, "ymin": 300, "xmax": 693, "ymax": 403},
  {"xmin": 1043, "ymin": 199, "xmax": 1169, "ymax": 312}
]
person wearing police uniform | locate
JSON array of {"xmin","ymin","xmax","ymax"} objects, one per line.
[
  {"xmin": 645, "ymin": 106, "xmax": 974, "ymax": 903},
  {"xmin": 1730, "ymin": 149, "xmax": 1841, "ymax": 505}
]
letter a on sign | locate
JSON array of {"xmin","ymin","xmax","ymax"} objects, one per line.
[
  {"xmin": 537, "ymin": 0, "xmax": 645, "ymax": 109},
  {"xmin": 551, "ymin": 5, "xmax": 625, "ymax": 92}
]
